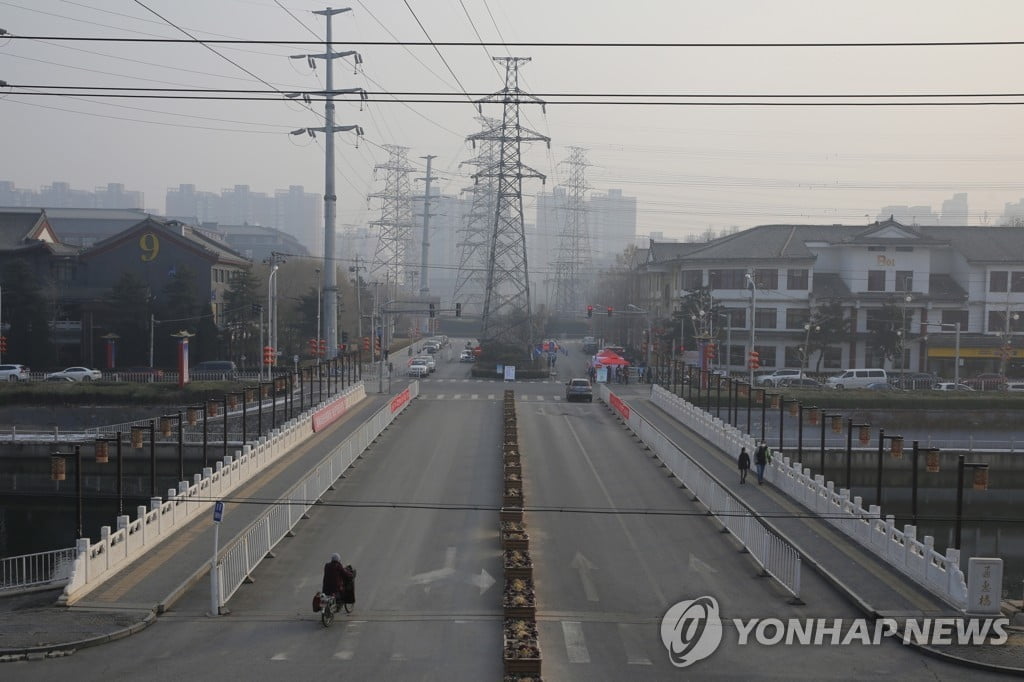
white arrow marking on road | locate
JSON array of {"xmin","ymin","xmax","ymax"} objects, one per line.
[
  {"xmin": 409, "ymin": 546, "xmax": 457, "ymax": 588},
  {"xmin": 468, "ymin": 568, "xmax": 496, "ymax": 594},
  {"xmin": 562, "ymin": 621, "xmax": 591, "ymax": 663},
  {"xmin": 689, "ymin": 553, "xmax": 718, "ymax": 575},
  {"xmin": 570, "ymin": 551, "xmax": 599, "ymax": 602}
]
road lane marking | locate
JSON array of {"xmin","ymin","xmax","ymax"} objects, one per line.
[
  {"xmin": 471, "ymin": 394, "xmax": 479, "ymax": 400},
  {"xmin": 453, "ymin": 394, "xmax": 462, "ymax": 400},
  {"xmin": 334, "ymin": 620, "xmax": 364, "ymax": 660},
  {"xmin": 562, "ymin": 621, "xmax": 590, "ymax": 663}
]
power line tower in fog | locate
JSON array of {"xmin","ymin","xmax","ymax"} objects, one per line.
[
  {"xmin": 452, "ymin": 117, "xmax": 500, "ymax": 318},
  {"xmin": 368, "ymin": 144, "xmax": 415, "ymax": 295},
  {"xmin": 468, "ymin": 57, "xmax": 550, "ymax": 347},
  {"xmin": 552, "ymin": 147, "xmax": 592, "ymax": 317}
]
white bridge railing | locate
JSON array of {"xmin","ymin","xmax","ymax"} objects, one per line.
[
  {"xmin": 57, "ymin": 382, "xmax": 368, "ymax": 605},
  {"xmin": 649, "ymin": 385, "xmax": 975, "ymax": 610},
  {"xmin": 0, "ymin": 548, "xmax": 78, "ymax": 593},
  {"xmin": 214, "ymin": 382, "xmax": 419, "ymax": 610},
  {"xmin": 599, "ymin": 385, "xmax": 802, "ymax": 602}
]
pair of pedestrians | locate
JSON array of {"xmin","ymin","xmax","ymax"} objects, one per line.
[{"xmin": 738, "ymin": 442, "xmax": 770, "ymax": 485}]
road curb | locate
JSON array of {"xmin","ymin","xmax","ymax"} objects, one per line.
[{"xmin": 0, "ymin": 609, "xmax": 156, "ymax": 662}]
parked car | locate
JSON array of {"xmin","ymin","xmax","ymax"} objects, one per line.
[
  {"xmin": 45, "ymin": 366, "xmax": 102, "ymax": 382},
  {"xmin": 582, "ymin": 336, "xmax": 598, "ymax": 354},
  {"xmin": 778, "ymin": 377, "xmax": 823, "ymax": 389},
  {"xmin": 962, "ymin": 373, "xmax": 1008, "ymax": 391},
  {"xmin": 407, "ymin": 363, "xmax": 429, "ymax": 378},
  {"xmin": 825, "ymin": 368, "xmax": 889, "ymax": 390},
  {"xmin": 864, "ymin": 382, "xmax": 895, "ymax": 391},
  {"xmin": 191, "ymin": 360, "xmax": 238, "ymax": 380},
  {"xmin": 933, "ymin": 382, "xmax": 975, "ymax": 392},
  {"xmin": 754, "ymin": 369, "xmax": 804, "ymax": 387},
  {"xmin": 565, "ymin": 378, "xmax": 594, "ymax": 403},
  {"xmin": 0, "ymin": 363, "xmax": 30, "ymax": 381}
]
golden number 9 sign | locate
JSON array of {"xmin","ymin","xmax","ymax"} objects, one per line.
[{"xmin": 139, "ymin": 232, "xmax": 160, "ymax": 261}]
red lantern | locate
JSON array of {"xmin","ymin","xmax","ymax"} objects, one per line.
[
  {"xmin": 207, "ymin": 400, "xmax": 219, "ymax": 417},
  {"xmin": 858, "ymin": 425, "xmax": 871, "ymax": 445},
  {"xmin": 830, "ymin": 415, "xmax": 843, "ymax": 434},
  {"xmin": 925, "ymin": 450, "xmax": 940, "ymax": 473},
  {"xmin": 787, "ymin": 402, "xmax": 799, "ymax": 417},
  {"xmin": 890, "ymin": 437, "xmax": 904, "ymax": 459},
  {"xmin": 94, "ymin": 440, "xmax": 109, "ymax": 464},
  {"xmin": 160, "ymin": 417, "xmax": 173, "ymax": 438},
  {"xmin": 51, "ymin": 456, "xmax": 66, "ymax": 481},
  {"xmin": 186, "ymin": 407, "xmax": 199, "ymax": 426},
  {"xmin": 973, "ymin": 467, "xmax": 989, "ymax": 491},
  {"xmin": 228, "ymin": 394, "xmax": 238, "ymax": 410},
  {"xmin": 808, "ymin": 408, "xmax": 820, "ymax": 426},
  {"xmin": 131, "ymin": 427, "xmax": 144, "ymax": 449}
]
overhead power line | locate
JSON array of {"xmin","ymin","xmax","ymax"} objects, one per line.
[{"xmin": 10, "ymin": 36, "xmax": 1024, "ymax": 47}]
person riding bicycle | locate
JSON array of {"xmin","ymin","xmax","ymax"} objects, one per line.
[{"xmin": 322, "ymin": 553, "xmax": 355, "ymax": 606}]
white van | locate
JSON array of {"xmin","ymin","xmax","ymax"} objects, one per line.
[{"xmin": 826, "ymin": 368, "xmax": 889, "ymax": 389}]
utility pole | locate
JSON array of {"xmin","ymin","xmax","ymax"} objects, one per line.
[
  {"xmin": 418, "ymin": 155, "xmax": 436, "ymax": 297},
  {"xmin": 468, "ymin": 57, "xmax": 550, "ymax": 348},
  {"xmin": 289, "ymin": 7, "xmax": 365, "ymax": 360},
  {"xmin": 746, "ymin": 271, "xmax": 757, "ymax": 385}
]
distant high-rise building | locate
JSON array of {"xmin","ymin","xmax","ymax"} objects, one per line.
[
  {"xmin": 939, "ymin": 193, "xmax": 969, "ymax": 226},
  {"xmin": 587, "ymin": 189, "xmax": 637, "ymax": 266}
]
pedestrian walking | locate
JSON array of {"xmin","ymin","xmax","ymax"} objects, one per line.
[
  {"xmin": 754, "ymin": 441, "xmax": 768, "ymax": 485},
  {"xmin": 737, "ymin": 447, "xmax": 751, "ymax": 484}
]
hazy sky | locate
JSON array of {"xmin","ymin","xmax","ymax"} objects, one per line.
[{"xmin": 4, "ymin": 0, "xmax": 1024, "ymax": 241}]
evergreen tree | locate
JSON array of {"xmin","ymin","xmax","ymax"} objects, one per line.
[{"xmin": 0, "ymin": 259, "xmax": 52, "ymax": 367}]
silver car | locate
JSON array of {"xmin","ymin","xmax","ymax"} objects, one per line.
[{"xmin": 45, "ymin": 366, "xmax": 102, "ymax": 382}]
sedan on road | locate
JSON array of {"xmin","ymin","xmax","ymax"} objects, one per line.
[
  {"xmin": 44, "ymin": 366, "xmax": 102, "ymax": 382},
  {"xmin": 0, "ymin": 364, "xmax": 30, "ymax": 381},
  {"xmin": 407, "ymin": 363, "xmax": 429, "ymax": 378},
  {"xmin": 565, "ymin": 378, "xmax": 593, "ymax": 402}
]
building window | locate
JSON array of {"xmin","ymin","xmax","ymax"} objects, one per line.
[
  {"xmin": 896, "ymin": 271, "xmax": 913, "ymax": 292},
  {"xmin": 939, "ymin": 310, "xmax": 968, "ymax": 331},
  {"xmin": 754, "ymin": 345, "xmax": 777, "ymax": 368},
  {"xmin": 723, "ymin": 308, "xmax": 746, "ymax": 328},
  {"xmin": 867, "ymin": 270, "xmax": 886, "ymax": 292},
  {"xmin": 987, "ymin": 310, "xmax": 1024, "ymax": 333},
  {"xmin": 754, "ymin": 307, "xmax": 777, "ymax": 329},
  {"xmin": 708, "ymin": 269, "xmax": 748, "ymax": 289},
  {"xmin": 784, "ymin": 346, "xmax": 803, "ymax": 368},
  {"xmin": 787, "ymin": 269, "xmax": 808, "ymax": 290},
  {"xmin": 895, "ymin": 246, "xmax": 914, "ymax": 252},
  {"xmin": 728, "ymin": 344, "xmax": 746, "ymax": 367},
  {"xmin": 1012, "ymin": 272, "xmax": 1024, "ymax": 293},
  {"xmin": 754, "ymin": 268, "xmax": 778, "ymax": 289},
  {"xmin": 680, "ymin": 270, "xmax": 702, "ymax": 290},
  {"xmin": 868, "ymin": 246, "xmax": 886, "ymax": 252},
  {"xmin": 823, "ymin": 346, "xmax": 843, "ymax": 369},
  {"xmin": 865, "ymin": 308, "xmax": 887, "ymax": 333},
  {"xmin": 785, "ymin": 308, "xmax": 810, "ymax": 330},
  {"xmin": 990, "ymin": 271, "xmax": 1008, "ymax": 293}
]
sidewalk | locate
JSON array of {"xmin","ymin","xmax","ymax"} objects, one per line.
[
  {"xmin": 0, "ymin": 389, "xmax": 395, "ymax": 660},
  {"xmin": 611, "ymin": 383, "xmax": 1024, "ymax": 675}
]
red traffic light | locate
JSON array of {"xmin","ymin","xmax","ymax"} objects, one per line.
[
  {"xmin": 748, "ymin": 350, "xmax": 761, "ymax": 370},
  {"xmin": 606, "ymin": 306, "xmax": 613, "ymax": 317},
  {"xmin": 586, "ymin": 305, "xmax": 593, "ymax": 318}
]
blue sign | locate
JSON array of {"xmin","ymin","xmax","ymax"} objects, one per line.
[{"xmin": 213, "ymin": 500, "xmax": 224, "ymax": 523}]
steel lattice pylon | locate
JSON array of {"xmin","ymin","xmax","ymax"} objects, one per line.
[
  {"xmin": 452, "ymin": 117, "xmax": 499, "ymax": 318},
  {"xmin": 368, "ymin": 144, "xmax": 415, "ymax": 293},
  {"xmin": 468, "ymin": 57, "xmax": 550, "ymax": 347},
  {"xmin": 552, "ymin": 147, "xmax": 592, "ymax": 316}
]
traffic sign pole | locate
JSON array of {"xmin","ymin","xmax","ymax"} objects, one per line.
[{"xmin": 210, "ymin": 500, "xmax": 224, "ymax": 616}]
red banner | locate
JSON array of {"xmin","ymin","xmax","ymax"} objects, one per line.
[
  {"xmin": 608, "ymin": 392, "xmax": 630, "ymax": 420},
  {"xmin": 312, "ymin": 395, "xmax": 350, "ymax": 432},
  {"xmin": 390, "ymin": 388, "xmax": 411, "ymax": 414}
]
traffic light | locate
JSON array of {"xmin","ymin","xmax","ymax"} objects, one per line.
[
  {"xmin": 341, "ymin": 331, "xmax": 349, "ymax": 343},
  {"xmin": 308, "ymin": 338, "xmax": 318, "ymax": 356},
  {"xmin": 429, "ymin": 303, "xmax": 436, "ymax": 318},
  {"xmin": 374, "ymin": 336, "xmax": 381, "ymax": 355},
  {"xmin": 455, "ymin": 302, "xmax": 462, "ymax": 318},
  {"xmin": 319, "ymin": 339, "xmax": 327, "ymax": 356},
  {"xmin": 263, "ymin": 345, "xmax": 275, "ymax": 366},
  {"xmin": 749, "ymin": 350, "xmax": 761, "ymax": 370},
  {"xmin": 362, "ymin": 336, "xmax": 370, "ymax": 352},
  {"xmin": 606, "ymin": 306, "xmax": 613, "ymax": 317},
  {"xmin": 587, "ymin": 305, "xmax": 593, "ymax": 318}
]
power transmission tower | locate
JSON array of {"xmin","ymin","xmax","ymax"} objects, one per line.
[
  {"xmin": 368, "ymin": 145, "xmax": 416, "ymax": 297},
  {"xmin": 453, "ymin": 117, "xmax": 499, "ymax": 318},
  {"xmin": 288, "ymin": 7, "xmax": 365, "ymax": 359},
  {"xmin": 417, "ymin": 154, "xmax": 436, "ymax": 296},
  {"xmin": 468, "ymin": 57, "xmax": 550, "ymax": 348},
  {"xmin": 552, "ymin": 147, "xmax": 592, "ymax": 317}
]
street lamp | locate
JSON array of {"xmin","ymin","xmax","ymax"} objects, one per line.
[
  {"xmin": 845, "ymin": 419, "xmax": 871, "ymax": 491},
  {"xmin": 875, "ymin": 428, "xmax": 904, "ymax": 508},
  {"xmin": 954, "ymin": 454, "xmax": 990, "ymax": 550},
  {"xmin": 819, "ymin": 410, "xmax": 842, "ymax": 475},
  {"xmin": 899, "ymin": 294, "xmax": 913, "ymax": 383},
  {"xmin": 746, "ymin": 271, "xmax": 757, "ymax": 385},
  {"xmin": 801, "ymin": 322, "xmax": 819, "ymax": 377},
  {"xmin": 51, "ymin": 445, "xmax": 82, "ymax": 538},
  {"xmin": 909, "ymin": 441, "xmax": 942, "ymax": 526},
  {"xmin": 315, "ymin": 267, "xmax": 322, "ymax": 366},
  {"xmin": 267, "ymin": 264, "xmax": 280, "ymax": 381}
]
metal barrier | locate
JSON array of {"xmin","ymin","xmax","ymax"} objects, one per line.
[
  {"xmin": 599, "ymin": 384, "xmax": 802, "ymax": 601},
  {"xmin": 648, "ymin": 385, "xmax": 978, "ymax": 610},
  {"xmin": 214, "ymin": 382, "xmax": 420, "ymax": 610},
  {"xmin": 54, "ymin": 382, "xmax": 367, "ymax": 605},
  {"xmin": 0, "ymin": 548, "xmax": 77, "ymax": 593}
]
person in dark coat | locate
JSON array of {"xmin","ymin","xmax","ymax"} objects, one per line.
[
  {"xmin": 754, "ymin": 442, "xmax": 769, "ymax": 485},
  {"xmin": 737, "ymin": 447, "xmax": 751, "ymax": 484},
  {"xmin": 322, "ymin": 553, "xmax": 355, "ymax": 604}
]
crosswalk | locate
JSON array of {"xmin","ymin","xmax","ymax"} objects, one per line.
[
  {"xmin": 418, "ymin": 393, "xmax": 573, "ymax": 401},
  {"xmin": 259, "ymin": 617, "xmax": 662, "ymax": 670}
]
